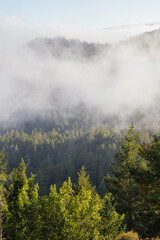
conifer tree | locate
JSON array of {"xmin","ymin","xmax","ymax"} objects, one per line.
[
  {"xmin": 132, "ymin": 135, "xmax": 160, "ymax": 237},
  {"xmin": 137, "ymin": 135, "xmax": 160, "ymax": 211},
  {"xmin": 100, "ymin": 193, "xmax": 124, "ymax": 240},
  {"xmin": 3, "ymin": 159, "xmax": 39, "ymax": 240},
  {"xmin": 40, "ymin": 167, "xmax": 124, "ymax": 240},
  {"xmin": 104, "ymin": 123, "xmax": 144, "ymax": 232}
]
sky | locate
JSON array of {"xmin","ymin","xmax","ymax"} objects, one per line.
[{"xmin": 0, "ymin": 0, "xmax": 160, "ymax": 30}]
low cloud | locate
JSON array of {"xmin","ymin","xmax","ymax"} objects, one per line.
[{"xmin": 0, "ymin": 17, "xmax": 160, "ymax": 125}]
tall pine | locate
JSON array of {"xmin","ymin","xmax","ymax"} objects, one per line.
[
  {"xmin": 132, "ymin": 135, "xmax": 160, "ymax": 237},
  {"xmin": 104, "ymin": 123, "xmax": 145, "ymax": 233},
  {"xmin": 3, "ymin": 159, "xmax": 39, "ymax": 240}
]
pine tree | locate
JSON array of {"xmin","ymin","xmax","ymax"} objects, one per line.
[
  {"xmin": 40, "ymin": 167, "xmax": 124, "ymax": 240},
  {"xmin": 137, "ymin": 135, "xmax": 160, "ymax": 211},
  {"xmin": 3, "ymin": 159, "xmax": 39, "ymax": 240},
  {"xmin": 132, "ymin": 135, "xmax": 160, "ymax": 237},
  {"xmin": 104, "ymin": 123, "xmax": 145, "ymax": 232},
  {"xmin": 100, "ymin": 193, "xmax": 124, "ymax": 240}
]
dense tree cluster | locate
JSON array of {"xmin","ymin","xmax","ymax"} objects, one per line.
[
  {"xmin": 0, "ymin": 112, "xmax": 153, "ymax": 196},
  {"xmin": 105, "ymin": 124, "xmax": 160, "ymax": 238},
  {"xmin": 0, "ymin": 122, "xmax": 122, "ymax": 195},
  {"xmin": 2, "ymin": 159, "xmax": 124, "ymax": 240},
  {"xmin": 0, "ymin": 116, "xmax": 159, "ymax": 238}
]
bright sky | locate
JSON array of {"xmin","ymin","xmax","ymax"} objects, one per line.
[{"xmin": 0, "ymin": 0, "xmax": 160, "ymax": 30}]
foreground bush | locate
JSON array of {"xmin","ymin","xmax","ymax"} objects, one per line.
[{"xmin": 116, "ymin": 231, "xmax": 139, "ymax": 240}]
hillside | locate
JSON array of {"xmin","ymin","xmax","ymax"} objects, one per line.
[{"xmin": 0, "ymin": 29, "xmax": 160, "ymax": 194}]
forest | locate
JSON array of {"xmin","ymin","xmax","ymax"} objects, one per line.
[{"xmin": 0, "ymin": 115, "xmax": 159, "ymax": 239}]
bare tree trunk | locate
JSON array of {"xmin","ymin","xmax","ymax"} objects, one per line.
[{"xmin": 0, "ymin": 197, "xmax": 2, "ymax": 240}]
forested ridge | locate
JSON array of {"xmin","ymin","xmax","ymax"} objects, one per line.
[{"xmin": 0, "ymin": 110, "xmax": 153, "ymax": 195}]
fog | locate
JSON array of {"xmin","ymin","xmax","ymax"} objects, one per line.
[{"xmin": 1, "ymin": 18, "xmax": 160, "ymax": 125}]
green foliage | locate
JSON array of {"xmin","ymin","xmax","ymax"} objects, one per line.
[
  {"xmin": 2, "ymin": 161, "xmax": 124, "ymax": 239},
  {"xmin": 0, "ymin": 114, "xmax": 154, "ymax": 197},
  {"xmin": 100, "ymin": 193, "xmax": 124, "ymax": 240},
  {"xmin": 0, "ymin": 149, "xmax": 8, "ymax": 204},
  {"xmin": 104, "ymin": 123, "xmax": 148, "ymax": 233},
  {"xmin": 3, "ymin": 160, "xmax": 39, "ymax": 240},
  {"xmin": 132, "ymin": 135, "xmax": 160, "ymax": 237},
  {"xmin": 1, "ymin": 121, "xmax": 159, "ymax": 239},
  {"xmin": 138, "ymin": 135, "xmax": 160, "ymax": 208},
  {"xmin": 0, "ymin": 125, "xmax": 121, "ymax": 195},
  {"xmin": 0, "ymin": 114, "xmax": 159, "ymax": 239},
  {"xmin": 39, "ymin": 167, "xmax": 124, "ymax": 240},
  {"xmin": 75, "ymin": 165, "xmax": 95, "ymax": 193}
]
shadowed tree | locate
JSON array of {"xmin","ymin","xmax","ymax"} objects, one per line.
[{"xmin": 104, "ymin": 123, "xmax": 146, "ymax": 232}]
